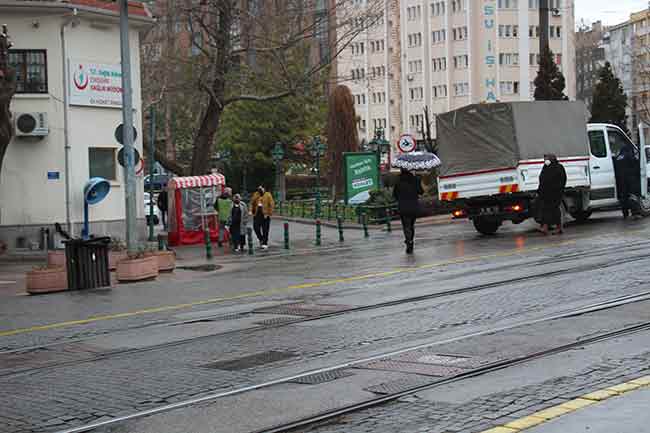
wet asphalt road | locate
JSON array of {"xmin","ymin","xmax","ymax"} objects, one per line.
[{"xmin": 2, "ymin": 213, "xmax": 650, "ymax": 433}]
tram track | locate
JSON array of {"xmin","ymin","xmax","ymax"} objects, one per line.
[
  {"xmin": 2, "ymin": 244, "xmax": 650, "ymax": 379},
  {"xmin": 54, "ymin": 290, "xmax": 650, "ymax": 433},
  {"xmin": 4, "ymin": 236, "xmax": 647, "ymax": 358}
]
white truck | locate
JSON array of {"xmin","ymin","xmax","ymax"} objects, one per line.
[{"xmin": 436, "ymin": 101, "xmax": 649, "ymax": 235}]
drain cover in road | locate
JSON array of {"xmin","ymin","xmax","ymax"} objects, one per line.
[
  {"xmin": 289, "ymin": 368, "xmax": 354, "ymax": 385},
  {"xmin": 175, "ymin": 313, "xmax": 249, "ymax": 325},
  {"xmin": 255, "ymin": 317, "xmax": 300, "ymax": 326},
  {"xmin": 201, "ymin": 351, "xmax": 298, "ymax": 371},
  {"xmin": 391, "ymin": 350, "xmax": 491, "ymax": 369},
  {"xmin": 253, "ymin": 303, "xmax": 354, "ymax": 317},
  {"xmin": 0, "ymin": 342, "xmax": 105, "ymax": 372},
  {"xmin": 363, "ymin": 376, "xmax": 434, "ymax": 395},
  {"xmin": 355, "ymin": 360, "xmax": 467, "ymax": 377}
]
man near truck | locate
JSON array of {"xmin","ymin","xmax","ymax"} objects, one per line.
[
  {"xmin": 537, "ymin": 154, "xmax": 567, "ymax": 235},
  {"xmin": 614, "ymin": 141, "xmax": 640, "ymax": 219}
]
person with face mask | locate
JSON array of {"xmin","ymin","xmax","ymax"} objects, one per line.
[
  {"xmin": 249, "ymin": 186, "xmax": 275, "ymax": 249},
  {"xmin": 228, "ymin": 194, "xmax": 248, "ymax": 252},
  {"xmin": 214, "ymin": 187, "xmax": 233, "ymax": 247},
  {"xmin": 537, "ymin": 154, "xmax": 567, "ymax": 235}
]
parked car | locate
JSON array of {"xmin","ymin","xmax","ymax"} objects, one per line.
[
  {"xmin": 144, "ymin": 174, "xmax": 171, "ymax": 192},
  {"xmin": 144, "ymin": 192, "xmax": 161, "ymax": 226}
]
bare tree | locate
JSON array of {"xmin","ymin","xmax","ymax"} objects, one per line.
[
  {"xmin": 142, "ymin": 0, "xmax": 384, "ymax": 176},
  {"xmin": 0, "ymin": 25, "xmax": 16, "ymax": 178},
  {"xmin": 418, "ymin": 106, "xmax": 437, "ymax": 154}
]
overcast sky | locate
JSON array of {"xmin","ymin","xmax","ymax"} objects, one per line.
[{"xmin": 574, "ymin": 0, "xmax": 649, "ymax": 26}]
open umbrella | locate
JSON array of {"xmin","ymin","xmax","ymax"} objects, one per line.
[{"xmin": 392, "ymin": 151, "xmax": 441, "ymax": 171}]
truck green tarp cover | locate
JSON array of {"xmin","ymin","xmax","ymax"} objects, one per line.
[{"xmin": 436, "ymin": 101, "xmax": 590, "ymax": 177}]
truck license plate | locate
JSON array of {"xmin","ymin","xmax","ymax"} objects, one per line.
[{"xmin": 481, "ymin": 207, "xmax": 499, "ymax": 215}]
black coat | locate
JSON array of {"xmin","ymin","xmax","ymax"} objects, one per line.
[
  {"xmin": 538, "ymin": 162, "xmax": 567, "ymax": 207},
  {"xmin": 157, "ymin": 191, "xmax": 168, "ymax": 212},
  {"xmin": 538, "ymin": 161, "xmax": 567, "ymax": 225},
  {"xmin": 393, "ymin": 172, "xmax": 424, "ymax": 216},
  {"xmin": 614, "ymin": 144, "xmax": 640, "ymax": 200}
]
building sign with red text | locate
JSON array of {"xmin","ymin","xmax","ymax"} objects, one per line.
[{"xmin": 69, "ymin": 60, "xmax": 123, "ymax": 108}]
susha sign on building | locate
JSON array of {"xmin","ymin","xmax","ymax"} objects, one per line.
[
  {"xmin": 69, "ymin": 61, "xmax": 123, "ymax": 108},
  {"xmin": 482, "ymin": 0, "xmax": 497, "ymax": 102}
]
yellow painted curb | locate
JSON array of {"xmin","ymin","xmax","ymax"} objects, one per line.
[
  {"xmin": 481, "ymin": 427, "xmax": 518, "ymax": 433},
  {"xmin": 559, "ymin": 398, "xmax": 596, "ymax": 410},
  {"xmin": 630, "ymin": 376, "xmax": 650, "ymax": 386},
  {"xmin": 504, "ymin": 415, "xmax": 546, "ymax": 429},
  {"xmin": 478, "ymin": 375, "xmax": 650, "ymax": 433},
  {"xmin": 607, "ymin": 382, "xmax": 642, "ymax": 393},
  {"xmin": 532, "ymin": 405, "xmax": 574, "ymax": 420},
  {"xmin": 581, "ymin": 389, "xmax": 620, "ymax": 401}
]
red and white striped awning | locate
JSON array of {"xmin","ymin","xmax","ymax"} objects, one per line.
[{"xmin": 169, "ymin": 174, "xmax": 226, "ymax": 189}]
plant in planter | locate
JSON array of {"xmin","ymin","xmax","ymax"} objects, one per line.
[
  {"xmin": 108, "ymin": 238, "xmax": 128, "ymax": 271},
  {"xmin": 144, "ymin": 246, "xmax": 176, "ymax": 273},
  {"xmin": 116, "ymin": 249, "xmax": 159, "ymax": 283},
  {"xmin": 26, "ymin": 266, "xmax": 68, "ymax": 295},
  {"xmin": 47, "ymin": 249, "xmax": 66, "ymax": 267}
]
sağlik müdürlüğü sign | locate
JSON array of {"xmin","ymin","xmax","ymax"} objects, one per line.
[{"xmin": 69, "ymin": 61, "xmax": 123, "ymax": 108}]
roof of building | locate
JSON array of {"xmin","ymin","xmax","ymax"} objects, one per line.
[
  {"xmin": 69, "ymin": 0, "xmax": 151, "ymax": 18},
  {"xmin": 0, "ymin": 0, "xmax": 153, "ymax": 20}
]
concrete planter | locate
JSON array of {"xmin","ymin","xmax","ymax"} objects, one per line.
[
  {"xmin": 148, "ymin": 250, "xmax": 176, "ymax": 272},
  {"xmin": 116, "ymin": 256, "xmax": 159, "ymax": 283},
  {"xmin": 26, "ymin": 267, "xmax": 68, "ymax": 295},
  {"xmin": 47, "ymin": 250, "xmax": 66, "ymax": 268},
  {"xmin": 109, "ymin": 250, "xmax": 128, "ymax": 271}
]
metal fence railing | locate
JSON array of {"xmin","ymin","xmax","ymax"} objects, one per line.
[{"xmin": 276, "ymin": 200, "xmax": 398, "ymax": 225}]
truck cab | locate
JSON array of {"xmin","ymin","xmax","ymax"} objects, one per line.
[{"xmin": 586, "ymin": 123, "xmax": 649, "ymax": 213}]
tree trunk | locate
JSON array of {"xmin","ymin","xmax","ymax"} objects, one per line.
[
  {"xmin": 190, "ymin": 98, "xmax": 222, "ymax": 175},
  {"xmin": 0, "ymin": 74, "xmax": 15, "ymax": 179}
]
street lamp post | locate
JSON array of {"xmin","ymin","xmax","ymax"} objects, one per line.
[
  {"xmin": 368, "ymin": 128, "xmax": 390, "ymax": 189},
  {"xmin": 272, "ymin": 143, "xmax": 285, "ymax": 204},
  {"xmin": 308, "ymin": 136, "xmax": 327, "ymax": 219}
]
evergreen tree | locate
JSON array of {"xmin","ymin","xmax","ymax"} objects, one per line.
[
  {"xmin": 534, "ymin": 46, "xmax": 568, "ymax": 101},
  {"xmin": 589, "ymin": 62, "xmax": 629, "ymax": 135},
  {"xmin": 326, "ymin": 85, "xmax": 359, "ymax": 199}
]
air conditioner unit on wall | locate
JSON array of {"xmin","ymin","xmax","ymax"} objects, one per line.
[
  {"xmin": 15, "ymin": 112, "xmax": 49, "ymax": 137},
  {"xmin": 552, "ymin": 9, "xmax": 561, "ymax": 17}
]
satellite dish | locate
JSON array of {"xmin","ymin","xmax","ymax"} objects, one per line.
[{"xmin": 82, "ymin": 177, "xmax": 111, "ymax": 238}]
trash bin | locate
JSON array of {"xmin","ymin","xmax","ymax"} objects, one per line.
[{"xmin": 64, "ymin": 237, "xmax": 111, "ymax": 290}]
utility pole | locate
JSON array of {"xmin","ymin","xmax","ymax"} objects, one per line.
[
  {"xmin": 539, "ymin": 0, "xmax": 550, "ymax": 58},
  {"xmin": 119, "ymin": 0, "xmax": 138, "ymax": 254}
]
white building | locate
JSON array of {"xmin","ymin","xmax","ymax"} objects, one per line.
[
  {"xmin": 0, "ymin": 0, "xmax": 152, "ymax": 250},
  {"xmin": 337, "ymin": 0, "xmax": 576, "ymax": 150}
]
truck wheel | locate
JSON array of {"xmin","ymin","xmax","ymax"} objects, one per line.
[
  {"xmin": 569, "ymin": 210, "xmax": 591, "ymax": 223},
  {"xmin": 473, "ymin": 218, "xmax": 501, "ymax": 235}
]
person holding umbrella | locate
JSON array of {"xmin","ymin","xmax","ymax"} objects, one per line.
[
  {"xmin": 392, "ymin": 150, "xmax": 440, "ymax": 254},
  {"xmin": 393, "ymin": 168, "xmax": 424, "ymax": 254}
]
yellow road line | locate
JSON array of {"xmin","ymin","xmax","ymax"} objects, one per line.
[
  {"xmin": 0, "ymin": 240, "xmax": 575, "ymax": 338},
  {"xmin": 478, "ymin": 375, "xmax": 650, "ymax": 433}
]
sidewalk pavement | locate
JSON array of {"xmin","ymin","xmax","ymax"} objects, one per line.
[
  {"xmin": 527, "ymin": 387, "xmax": 650, "ymax": 433},
  {"xmin": 274, "ymin": 213, "xmax": 455, "ymax": 230},
  {"xmin": 173, "ymin": 219, "xmax": 371, "ymax": 267},
  {"xmin": 0, "ymin": 214, "xmax": 458, "ymax": 296}
]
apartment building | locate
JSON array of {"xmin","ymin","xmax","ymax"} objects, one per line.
[
  {"xmin": 576, "ymin": 21, "xmax": 606, "ymax": 109},
  {"xmin": 336, "ymin": 0, "xmax": 576, "ymax": 150}
]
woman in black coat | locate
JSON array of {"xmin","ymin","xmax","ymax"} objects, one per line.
[
  {"xmin": 393, "ymin": 169, "xmax": 424, "ymax": 253},
  {"xmin": 537, "ymin": 154, "xmax": 567, "ymax": 235}
]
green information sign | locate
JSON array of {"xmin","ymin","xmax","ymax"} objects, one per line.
[{"xmin": 343, "ymin": 152, "xmax": 379, "ymax": 205}]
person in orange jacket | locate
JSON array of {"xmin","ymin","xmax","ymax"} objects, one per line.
[{"xmin": 249, "ymin": 186, "xmax": 275, "ymax": 249}]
